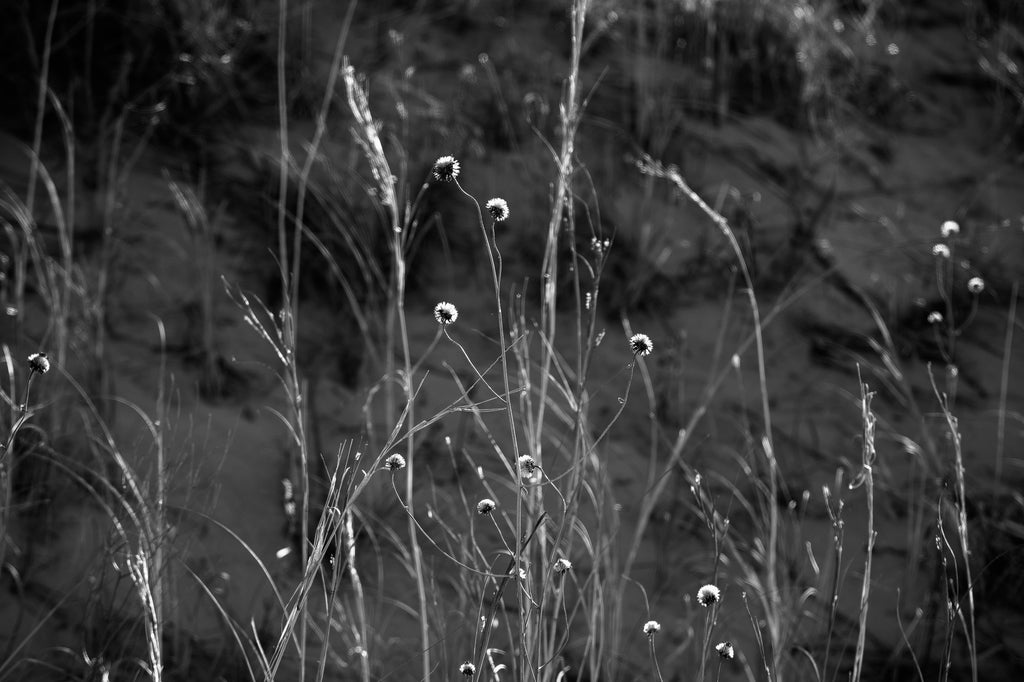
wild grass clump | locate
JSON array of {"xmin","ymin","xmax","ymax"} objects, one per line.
[
  {"xmin": 587, "ymin": 0, "xmax": 908, "ymax": 139},
  {"xmin": 1, "ymin": 0, "xmax": 282, "ymax": 155}
]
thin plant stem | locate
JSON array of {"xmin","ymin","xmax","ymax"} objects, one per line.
[
  {"xmin": 454, "ymin": 180, "xmax": 527, "ymax": 669},
  {"xmin": 850, "ymin": 377, "xmax": 877, "ymax": 682},
  {"xmin": 995, "ymin": 281, "xmax": 1018, "ymax": 479},
  {"xmin": 930, "ymin": 372, "xmax": 978, "ymax": 682},
  {"xmin": 698, "ymin": 605, "xmax": 715, "ymax": 682},
  {"xmin": 639, "ymin": 156, "xmax": 779, "ymax": 659},
  {"xmin": 26, "ymin": 0, "xmax": 59, "ymax": 218},
  {"xmin": 648, "ymin": 637, "xmax": 665, "ymax": 682}
]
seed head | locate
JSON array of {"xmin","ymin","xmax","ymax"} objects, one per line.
[
  {"xmin": 629, "ymin": 333, "xmax": 653, "ymax": 357},
  {"xmin": 643, "ymin": 620, "xmax": 661, "ymax": 636},
  {"xmin": 941, "ymin": 220, "xmax": 960, "ymax": 238},
  {"xmin": 931, "ymin": 244, "xmax": 950, "ymax": 258},
  {"xmin": 432, "ymin": 155, "xmax": 460, "ymax": 182},
  {"xmin": 517, "ymin": 454, "xmax": 538, "ymax": 476},
  {"xmin": 434, "ymin": 301, "xmax": 458, "ymax": 326},
  {"xmin": 927, "ymin": 311, "xmax": 943, "ymax": 325},
  {"xmin": 553, "ymin": 557, "xmax": 572, "ymax": 574},
  {"xmin": 28, "ymin": 352, "xmax": 50, "ymax": 375},
  {"xmin": 459, "ymin": 661, "xmax": 476, "ymax": 676},
  {"xmin": 696, "ymin": 584, "xmax": 721, "ymax": 607},
  {"xmin": 486, "ymin": 198, "xmax": 510, "ymax": 222},
  {"xmin": 715, "ymin": 641, "xmax": 735, "ymax": 660},
  {"xmin": 967, "ymin": 277, "xmax": 985, "ymax": 294},
  {"xmin": 476, "ymin": 498, "xmax": 496, "ymax": 515},
  {"xmin": 384, "ymin": 453, "xmax": 406, "ymax": 471}
]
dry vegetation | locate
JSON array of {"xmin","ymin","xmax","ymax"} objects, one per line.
[{"xmin": 2, "ymin": 0, "xmax": 1024, "ymax": 680}]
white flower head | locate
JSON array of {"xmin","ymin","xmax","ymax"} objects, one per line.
[
  {"xmin": 486, "ymin": 198, "xmax": 510, "ymax": 222},
  {"xmin": 629, "ymin": 333, "xmax": 653, "ymax": 357},
  {"xmin": 941, "ymin": 220, "xmax": 960, "ymax": 238},
  {"xmin": 967, "ymin": 277, "xmax": 985, "ymax": 294},
  {"xmin": 517, "ymin": 454, "xmax": 538, "ymax": 476},
  {"xmin": 932, "ymin": 243, "xmax": 950, "ymax": 258},
  {"xmin": 927, "ymin": 311, "xmax": 943, "ymax": 325},
  {"xmin": 28, "ymin": 352, "xmax": 50, "ymax": 375},
  {"xmin": 459, "ymin": 661, "xmax": 476, "ymax": 676},
  {"xmin": 434, "ymin": 301, "xmax": 458, "ymax": 326},
  {"xmin": 432, "ymin": 155, "xmax": 460, "ymax": 182},
  {"xmin": 643, "ymin": 620, "xmax": 661, "ymax": 636},
  {"xmin": 696, "ymin": 583, "xmax": 721, "ymax": 607},
  {"xmin": 384, "ymin": 453, "xmax": 406, "ymax": 471},
  {"xmin": 715, "ymin": 641, "xmax": 735, "ymax": 660},
  {"xmin": 553, "ymin": 557, "xmax": 572, "ymax": 574},
  {"xmin": 476, "ymin": 498, "xmax": 496, "ymax": 515}
]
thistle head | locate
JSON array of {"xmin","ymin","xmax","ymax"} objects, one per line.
[
  {"xmin": 517, "ymin": 454, "xmax": 538, "ymax": 476},
  {"xmin": 629, "ymin": 333, "xmax": 653, "ymax": 357},
  {"xmin": 434, "ymin": 301, "xmax": 458, "ymax": 326},
  {"xmin": 28, "ymin": 352, "xmax": 50, "ymax": 375},
  {"xmin": 432, "ymin": 155, "xmax": 460, "ymax": 182},
  {"xmin": 486, "ymin": 198, "xmax": 510, "ymax": 222},
  {"xmin": 696, "ymin": 583, "xmax": 721, "ymax": 607}
]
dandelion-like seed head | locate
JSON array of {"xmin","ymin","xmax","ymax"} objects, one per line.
[
  {"xmin": 459, "ymin": 661, "xmax": 476, "ymax": 676},
  {"xmin": 927, "ymin": 311, "xmax": 943, "ymax": 325},
  {"xmin": 967, "ymin": 277, "xmax": 985, "ymax": 294},
  {"xmin": 432, "ymin": 155, "xmax": 460, "ymax": 182},
  {"xmin": 486, "ymin": 198, "xmax": 510, "ymax": 222},
  {"xmin": 434, "ymin": 301, "xmax": 458, "ymax": 326},
  {"xmin": 518, "ymin": 454, "xmax": 538, "ymax": 476},
  {"xmin": 932, "ymin": 243, "xmax": 950, "ymax": 258},
  {"xmin": 696, "ymin": 584, "xmax": 721, "ymax": 607},
  {"xmin": 941, "ymin": 220, "xmax": 960, "ymax": 238},
  {"xmin": 476, "ymin": 498, "xmax": 496, "ymax": 515},
  {"xmin": 553, "ymin": 557, "xmax": 572, "ymax": 574},
  {"xmin": 643, "ymin": 620, "xmax": 661, "ymax": 636},
  {"xmin": 384, "ymin": 453, "xmax": 406, "ymax": 471},
  {"xmin": 27, "ymin": 352, "xmax": 50, "ymax": 375},
  {"xmin": 715, "ymin": 641, "xmax": 735, "ymax": 660},
  {"xmin": 629, "ymin": 333, "xmax": 653, "ymax": 357}
]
